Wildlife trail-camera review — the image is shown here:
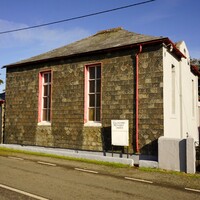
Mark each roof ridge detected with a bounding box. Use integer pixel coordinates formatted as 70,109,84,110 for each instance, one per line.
93,27,124,36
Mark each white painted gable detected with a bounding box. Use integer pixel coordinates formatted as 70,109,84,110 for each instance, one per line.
163,41,199,142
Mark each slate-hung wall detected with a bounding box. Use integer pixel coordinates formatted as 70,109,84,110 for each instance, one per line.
138,45,164,154
5,44,163,155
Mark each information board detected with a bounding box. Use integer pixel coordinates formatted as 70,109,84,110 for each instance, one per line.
111,120,129,146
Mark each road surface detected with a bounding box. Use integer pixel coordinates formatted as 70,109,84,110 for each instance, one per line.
0,155,199,200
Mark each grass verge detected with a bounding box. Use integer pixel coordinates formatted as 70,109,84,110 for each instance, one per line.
139,166,200,178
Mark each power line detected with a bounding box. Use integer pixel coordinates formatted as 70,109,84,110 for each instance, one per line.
0,0,155,35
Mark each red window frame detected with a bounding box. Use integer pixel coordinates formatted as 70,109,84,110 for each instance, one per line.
84,64,102,123
38,70,52,123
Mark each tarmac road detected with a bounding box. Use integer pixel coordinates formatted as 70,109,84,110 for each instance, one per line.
0,153,199,200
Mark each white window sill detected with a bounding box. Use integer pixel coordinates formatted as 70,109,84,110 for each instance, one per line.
37,121,51,126
84,121,102,127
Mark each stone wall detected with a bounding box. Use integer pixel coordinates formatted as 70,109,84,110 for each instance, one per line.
0,102,5,143
5,66,39,146
138,45,164,155
5,45,164,154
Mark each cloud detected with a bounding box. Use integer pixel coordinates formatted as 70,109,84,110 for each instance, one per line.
0,19,91,92
0,19,90,51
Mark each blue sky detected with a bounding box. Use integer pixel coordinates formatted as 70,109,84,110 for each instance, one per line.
0,0,199,92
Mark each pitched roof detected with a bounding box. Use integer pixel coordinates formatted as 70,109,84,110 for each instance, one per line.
4,27,179,68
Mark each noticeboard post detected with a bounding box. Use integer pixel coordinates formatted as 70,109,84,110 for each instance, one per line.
111,120,129,157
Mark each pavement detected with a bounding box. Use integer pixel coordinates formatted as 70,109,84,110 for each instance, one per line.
0,144,159,168
0,144,134,165
0,144,200,191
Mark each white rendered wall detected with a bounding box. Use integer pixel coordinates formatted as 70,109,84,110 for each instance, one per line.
163,42,199,142
179,42,199,141
163,47,181,138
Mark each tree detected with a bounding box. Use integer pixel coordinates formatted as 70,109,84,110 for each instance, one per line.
191,58,200,66
191,58,200,100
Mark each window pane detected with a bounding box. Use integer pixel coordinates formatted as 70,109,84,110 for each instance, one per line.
47,109,51,121
47,98,49,109
49,85,51,96
42,109,47,121
89,67,95,79
89,94,95,107
43,85,48,96
48,98,51,109
97,66,101,78
96,94,100,107
44,74,49,83
89,108,95,121
96,108,100,121
86,65,101,122
96,80,101,92
49,73,51,83
89,80,95,93
40,71,51,122
43,97,47,108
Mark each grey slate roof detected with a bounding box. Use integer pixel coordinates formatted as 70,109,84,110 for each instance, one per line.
5,27,165,67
